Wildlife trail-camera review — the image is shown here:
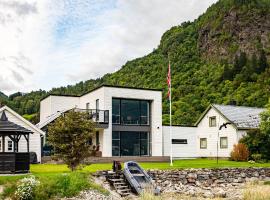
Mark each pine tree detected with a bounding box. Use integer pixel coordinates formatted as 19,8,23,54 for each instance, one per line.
258,50,268,73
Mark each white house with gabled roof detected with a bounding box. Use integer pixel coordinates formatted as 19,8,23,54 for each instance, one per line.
195,104,265,158
0,106,45,162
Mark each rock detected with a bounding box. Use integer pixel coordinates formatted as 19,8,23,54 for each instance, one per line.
187,173,197,179
203,191,214,198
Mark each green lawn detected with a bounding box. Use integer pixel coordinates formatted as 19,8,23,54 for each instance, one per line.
29,159,270,174
81,159,270,172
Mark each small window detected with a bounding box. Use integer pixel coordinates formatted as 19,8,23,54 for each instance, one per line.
200,138,207,149
172,139,187,144
8,141,13,151
86,103,90,110
220,137,228,149
209,116,216,127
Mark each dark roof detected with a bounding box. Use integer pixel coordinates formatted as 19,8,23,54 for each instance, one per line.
41,84,163,101
195,104,265,129
0,111,32,134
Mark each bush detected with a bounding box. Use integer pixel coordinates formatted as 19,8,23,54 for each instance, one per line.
15,176,40,200
32,172,91,200
241,129,270,161
251,154,262,162
230,143,249,161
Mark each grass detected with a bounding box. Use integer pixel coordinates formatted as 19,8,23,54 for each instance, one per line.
82,159,270,173
243,182,270,200
0,159,269,199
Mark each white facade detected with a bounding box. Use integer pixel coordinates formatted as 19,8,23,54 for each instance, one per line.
0,106,45,162
196,107,247,158
163,126,197,158
39,86,163,157
40,95,79,122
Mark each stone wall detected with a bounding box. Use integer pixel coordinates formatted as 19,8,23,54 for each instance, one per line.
147,168,270,199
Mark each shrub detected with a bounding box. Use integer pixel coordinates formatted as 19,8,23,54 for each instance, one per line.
230,143,249,161
15,176,40,200
241,129,270,161
251,154,262,162
32,172,91,200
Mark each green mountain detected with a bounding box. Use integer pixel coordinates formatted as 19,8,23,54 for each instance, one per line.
4,0,270,125
0,91,8,106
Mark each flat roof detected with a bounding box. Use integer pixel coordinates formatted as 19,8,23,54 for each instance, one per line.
41,84,163,101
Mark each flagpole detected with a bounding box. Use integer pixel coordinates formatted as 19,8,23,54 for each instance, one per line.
169,60,173,166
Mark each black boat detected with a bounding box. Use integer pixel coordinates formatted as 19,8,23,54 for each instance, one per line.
123,161,160,195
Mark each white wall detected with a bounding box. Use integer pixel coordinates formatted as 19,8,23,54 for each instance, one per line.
163,126,197,158
40,96,80,123
196,107,238,157
102,87,163,157
0,109,42,162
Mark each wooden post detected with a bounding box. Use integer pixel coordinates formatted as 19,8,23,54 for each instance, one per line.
2,135,5,152
26,134,29,152
23,134,30,152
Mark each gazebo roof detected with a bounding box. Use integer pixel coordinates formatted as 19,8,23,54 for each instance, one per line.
0,111,32,134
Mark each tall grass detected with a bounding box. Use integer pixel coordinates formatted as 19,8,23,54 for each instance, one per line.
243,183,270,200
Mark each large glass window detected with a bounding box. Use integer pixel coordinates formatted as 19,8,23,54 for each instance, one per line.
112,131,150,156
112,98,150,125
140,101,149,125
112,99,120,124
112,132,120,156
121,99,140,125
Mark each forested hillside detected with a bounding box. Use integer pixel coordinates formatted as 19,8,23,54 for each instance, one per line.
1,0,270,125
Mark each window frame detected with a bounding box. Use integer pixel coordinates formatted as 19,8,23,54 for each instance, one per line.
220,137,228,149
200,138,207,149
112,98,150,126
172,139,188,144
209,116,217,127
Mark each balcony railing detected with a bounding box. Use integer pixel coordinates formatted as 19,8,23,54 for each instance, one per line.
75,109,109,124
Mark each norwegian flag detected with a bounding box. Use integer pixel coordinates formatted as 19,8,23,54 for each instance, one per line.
167,62,171,99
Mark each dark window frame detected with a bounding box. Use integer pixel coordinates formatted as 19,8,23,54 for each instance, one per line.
220,137,228,149
172,139,188,144
200,138,207,149
209,116,217,127
112,98,150,126
112,131,150,156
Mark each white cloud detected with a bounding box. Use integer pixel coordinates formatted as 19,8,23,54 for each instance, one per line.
0,0,218,95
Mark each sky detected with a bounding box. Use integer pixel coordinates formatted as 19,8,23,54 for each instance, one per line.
0,0,218,95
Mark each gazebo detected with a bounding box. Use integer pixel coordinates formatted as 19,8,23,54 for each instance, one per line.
0,111,32,173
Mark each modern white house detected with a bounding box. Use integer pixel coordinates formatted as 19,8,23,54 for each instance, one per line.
0,106,45,162
37,85,163,158
37,85,265,159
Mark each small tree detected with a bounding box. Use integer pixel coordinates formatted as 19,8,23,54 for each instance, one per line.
48,110,95,171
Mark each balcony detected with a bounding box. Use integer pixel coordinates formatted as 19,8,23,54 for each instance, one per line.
75,108,109,128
